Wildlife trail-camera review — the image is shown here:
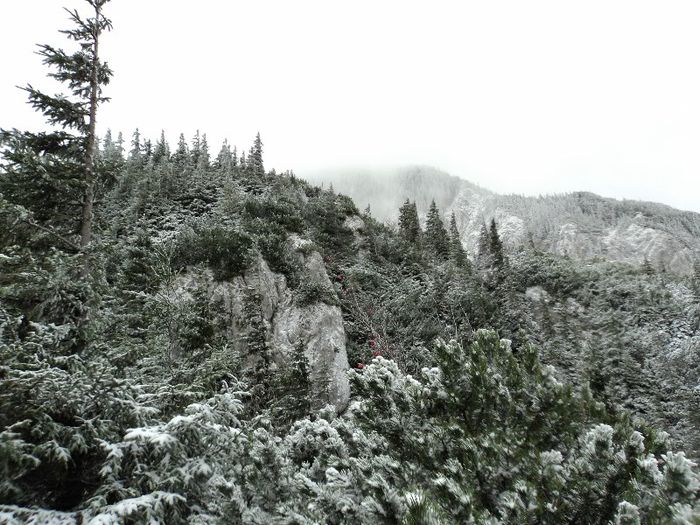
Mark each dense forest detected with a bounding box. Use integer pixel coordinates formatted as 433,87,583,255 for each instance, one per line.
1,1,699,523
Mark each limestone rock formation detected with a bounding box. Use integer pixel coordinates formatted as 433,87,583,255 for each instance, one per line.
172,247,351,412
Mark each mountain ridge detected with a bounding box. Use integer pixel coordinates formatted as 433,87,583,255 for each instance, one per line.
305,165,700,275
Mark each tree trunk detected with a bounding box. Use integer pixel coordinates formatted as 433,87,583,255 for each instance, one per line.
80,2,101,264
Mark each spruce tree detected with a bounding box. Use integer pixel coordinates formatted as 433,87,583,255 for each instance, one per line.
172,132,190,170
216,139,233,173
477,221,491,269
250,132,264,177
425,200,449,259
489,218,505,268
198,133,210,170
449,212,469,268
0,0,113,251
398,199,421,245
191,130,202,167
231,145,238,167
129,128,142,163
152,130,170,165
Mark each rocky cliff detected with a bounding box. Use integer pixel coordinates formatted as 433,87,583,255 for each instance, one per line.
168,243,351,412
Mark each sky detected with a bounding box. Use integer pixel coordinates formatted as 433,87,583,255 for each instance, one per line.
1,0,699,212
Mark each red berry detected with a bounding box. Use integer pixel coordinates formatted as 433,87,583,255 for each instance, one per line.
357,363,365,369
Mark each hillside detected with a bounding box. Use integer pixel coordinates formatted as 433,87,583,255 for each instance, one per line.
1,2,699,521
305,166,700,275
1,133,699,522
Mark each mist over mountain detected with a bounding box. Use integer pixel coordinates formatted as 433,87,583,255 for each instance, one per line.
305,166,700,275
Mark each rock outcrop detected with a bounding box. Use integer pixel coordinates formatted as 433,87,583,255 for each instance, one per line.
173,246,351,412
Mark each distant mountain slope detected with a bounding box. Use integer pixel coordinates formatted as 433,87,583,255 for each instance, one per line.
304,166,700,275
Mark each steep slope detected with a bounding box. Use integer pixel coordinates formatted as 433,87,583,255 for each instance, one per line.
305,166,700,275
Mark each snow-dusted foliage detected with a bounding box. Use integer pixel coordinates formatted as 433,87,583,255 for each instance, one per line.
2,9,699,518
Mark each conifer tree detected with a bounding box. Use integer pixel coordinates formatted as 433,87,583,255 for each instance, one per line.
249,132,264,177
129,128,142,163
398,199,421,245
239,151,247,174
197,133,210,170
477,221,491,268
191,130,201,167
152,130,170,165
172,133,190,170
449,212,469,268
142,138,153,162
216,139,233,172
425,200,449,259
101,129,124,167
0,0,113,251
489,218,505,268
232,145,238,167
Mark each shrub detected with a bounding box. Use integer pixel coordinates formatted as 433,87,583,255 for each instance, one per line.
243,195,304,234
172,224,254,281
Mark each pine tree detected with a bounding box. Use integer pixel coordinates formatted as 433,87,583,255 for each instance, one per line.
449,212,469,268
0,0,113,252
425,200,449,259
398,199,421,245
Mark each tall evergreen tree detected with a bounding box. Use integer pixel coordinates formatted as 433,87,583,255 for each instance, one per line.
398,199,421,245
129,128,142,163
449,212,469,268
215,139,233,173
191,130,202,167
249,132,264,177
489,218,505,268
0,0,113,252
172,133,190,170
425,200,449,259
231,145,238,168
197,133,210,170
152,130,170,165
476,220,491,270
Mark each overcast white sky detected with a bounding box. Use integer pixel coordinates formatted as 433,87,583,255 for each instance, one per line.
2,0,700,212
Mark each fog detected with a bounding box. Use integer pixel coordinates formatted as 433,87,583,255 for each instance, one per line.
2,0,700,212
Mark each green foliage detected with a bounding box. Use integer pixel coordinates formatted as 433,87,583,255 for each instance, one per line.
296,280,339,307
172,223,254,280
304,192,355,257
243,195,305,234
424,200,449,259
398,199,422,246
